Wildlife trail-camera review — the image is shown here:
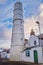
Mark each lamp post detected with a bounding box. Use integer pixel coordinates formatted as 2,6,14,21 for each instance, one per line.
36,21,41,46
36,21,41,35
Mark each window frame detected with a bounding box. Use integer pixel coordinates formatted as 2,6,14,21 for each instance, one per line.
26,50,30,57
34,41,37,45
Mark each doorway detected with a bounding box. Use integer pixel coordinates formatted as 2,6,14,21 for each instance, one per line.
34,50,38,63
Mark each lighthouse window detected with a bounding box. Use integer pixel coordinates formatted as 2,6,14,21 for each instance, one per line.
34,41,37,45
26,50,30,57
21,38,23,40
21,28,22,30
20,21,22,24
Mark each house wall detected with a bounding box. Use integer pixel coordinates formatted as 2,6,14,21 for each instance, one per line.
21,47,43,63
21,51,30,62
31,47,43,63
1,52,7,58
25,35,39,48
7,53,10,59
39,39,43,47
21,49,34,62
42,47,43,60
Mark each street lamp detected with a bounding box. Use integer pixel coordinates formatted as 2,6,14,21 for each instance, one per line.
36,21,41,46
36,21,41,35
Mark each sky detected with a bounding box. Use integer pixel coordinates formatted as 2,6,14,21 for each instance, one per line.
0,0,43,49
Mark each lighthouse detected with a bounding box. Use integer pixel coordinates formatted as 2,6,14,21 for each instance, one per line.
10,1,24,61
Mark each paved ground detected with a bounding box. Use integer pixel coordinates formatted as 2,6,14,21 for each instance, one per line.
0,61,42,65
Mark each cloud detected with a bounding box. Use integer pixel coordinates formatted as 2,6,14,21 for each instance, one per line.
24,16,38,36
0,40,11,49
0,0,14,21
40,3,43,11
0,0,7,4
0,0,41,20
0,27,12,40
39,3,43,17
24,16,43,38
37,3,43,34
40,11,43,17
0,18,12,40
21,0,41,18
4,28,12,40
0,22,4,27
0,21,12,48
24,3,43,38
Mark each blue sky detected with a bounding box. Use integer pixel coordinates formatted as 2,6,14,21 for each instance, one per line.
0,0,43,49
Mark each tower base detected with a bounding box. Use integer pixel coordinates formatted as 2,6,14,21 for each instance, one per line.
10,46,24,61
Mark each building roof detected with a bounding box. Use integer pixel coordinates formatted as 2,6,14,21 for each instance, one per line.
24,39,28,46
38,33,43,39
1,49,10,53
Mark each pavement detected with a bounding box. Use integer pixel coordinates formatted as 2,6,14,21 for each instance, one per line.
0,61,43,65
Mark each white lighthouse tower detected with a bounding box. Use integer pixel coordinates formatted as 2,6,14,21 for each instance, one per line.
10,1,24,61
